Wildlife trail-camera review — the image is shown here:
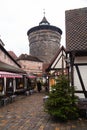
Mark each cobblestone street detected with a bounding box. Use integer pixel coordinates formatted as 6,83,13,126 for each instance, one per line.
0,92,87,130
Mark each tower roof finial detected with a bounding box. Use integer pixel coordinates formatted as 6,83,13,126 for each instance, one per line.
39,9,50,25
43,9,45,17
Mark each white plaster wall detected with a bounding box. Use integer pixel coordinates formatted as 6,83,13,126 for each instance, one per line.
51,51,66,69
74,56,87,98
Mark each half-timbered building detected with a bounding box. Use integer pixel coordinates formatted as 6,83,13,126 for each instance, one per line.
65,7,87,98
46,46,67,90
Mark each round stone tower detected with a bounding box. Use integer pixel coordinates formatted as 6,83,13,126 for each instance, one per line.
27,16,62,64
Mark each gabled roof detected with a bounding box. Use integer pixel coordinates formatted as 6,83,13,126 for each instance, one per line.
8,51,18,60
0,39,5,46
0,39,21,67
17,54,43,62
46,46,66,72
65,7,87,52
0,61,26,74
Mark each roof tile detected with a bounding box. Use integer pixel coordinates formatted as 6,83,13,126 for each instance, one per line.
17,54,43,62
65,7,87,51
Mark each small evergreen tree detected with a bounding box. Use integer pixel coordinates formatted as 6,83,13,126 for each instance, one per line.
44,75,79,121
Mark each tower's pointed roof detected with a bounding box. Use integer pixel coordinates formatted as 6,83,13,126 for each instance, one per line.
39,16,50,25
27,11,62,35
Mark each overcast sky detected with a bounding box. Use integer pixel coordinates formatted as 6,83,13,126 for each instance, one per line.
0,0,87,56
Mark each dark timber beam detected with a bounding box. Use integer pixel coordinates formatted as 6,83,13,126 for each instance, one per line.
75,65,87,98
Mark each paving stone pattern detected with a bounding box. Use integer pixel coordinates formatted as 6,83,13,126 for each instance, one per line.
0,92,87,130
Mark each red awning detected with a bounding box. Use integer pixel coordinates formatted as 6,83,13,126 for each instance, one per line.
27,74,36,79
29,76,36,79
0,71,22,78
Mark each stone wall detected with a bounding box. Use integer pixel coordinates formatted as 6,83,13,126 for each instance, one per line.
28,29,61,63
18,60,43,75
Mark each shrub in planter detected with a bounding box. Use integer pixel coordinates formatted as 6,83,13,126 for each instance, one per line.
44,75,79,121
